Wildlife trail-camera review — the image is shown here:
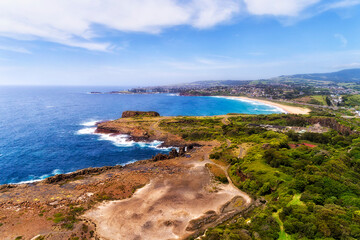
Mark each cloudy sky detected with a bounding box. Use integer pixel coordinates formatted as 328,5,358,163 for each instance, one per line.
0,0,360,86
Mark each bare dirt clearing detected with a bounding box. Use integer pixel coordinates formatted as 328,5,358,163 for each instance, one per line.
85,147,251,240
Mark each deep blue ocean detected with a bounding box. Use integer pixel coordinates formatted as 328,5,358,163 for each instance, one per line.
0,86,283,184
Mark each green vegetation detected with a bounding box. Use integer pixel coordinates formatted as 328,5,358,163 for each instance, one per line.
50,206,85,230
159,117,223,141
52,212,64,223
132,184,146,193
160,114,360,239
206,163,228,184
287,194,305,207
38,209,46,217
95,191,113,201
341,95,360,109
309,95,328,105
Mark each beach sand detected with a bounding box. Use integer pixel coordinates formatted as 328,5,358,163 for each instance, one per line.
228,96,311,115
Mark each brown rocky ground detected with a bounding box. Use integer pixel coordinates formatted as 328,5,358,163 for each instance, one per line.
0,114,252,240
84,143,251,240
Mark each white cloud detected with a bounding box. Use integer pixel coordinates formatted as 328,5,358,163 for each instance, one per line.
243,0,321,16
334,33,348,47
0,0,240,51
0,45,31,54
0,0,358,52
324,0,360,9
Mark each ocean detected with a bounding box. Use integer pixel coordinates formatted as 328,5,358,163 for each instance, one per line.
0,86,283,184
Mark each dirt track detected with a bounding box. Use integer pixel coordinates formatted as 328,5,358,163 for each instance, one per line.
84,145,252,240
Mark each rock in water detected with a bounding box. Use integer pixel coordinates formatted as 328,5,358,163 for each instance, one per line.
121,111,160,118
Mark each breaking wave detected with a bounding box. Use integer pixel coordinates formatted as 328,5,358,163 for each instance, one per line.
76,120,171,150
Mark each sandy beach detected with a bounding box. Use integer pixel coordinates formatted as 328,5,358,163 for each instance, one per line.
224,96,311,115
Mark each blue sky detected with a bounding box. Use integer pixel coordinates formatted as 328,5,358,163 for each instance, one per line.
0,0,360,86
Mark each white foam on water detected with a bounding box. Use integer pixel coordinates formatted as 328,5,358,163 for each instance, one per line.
76,127,97,135
98,133,136,147
118,159,137,166
80,120,103,127
76,123,172,150
14,169,63,184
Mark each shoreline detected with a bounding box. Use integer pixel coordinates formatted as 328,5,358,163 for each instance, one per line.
220,96,311,115
2,98,308,186
0,138,252,240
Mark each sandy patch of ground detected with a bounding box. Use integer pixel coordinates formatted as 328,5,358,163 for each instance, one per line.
84,153,250,240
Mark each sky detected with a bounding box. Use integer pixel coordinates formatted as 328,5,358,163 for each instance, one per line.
0,0,360,86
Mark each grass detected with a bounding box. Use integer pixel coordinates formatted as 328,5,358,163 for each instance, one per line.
311,95,327,105
293,95,327,105
50,206,85,230
206,163,228,184
287,194,305,207
95,192,113,201
272,210,292,240
242,157,290,184
343,94,360,108
159,117,223,141
52,213,64,223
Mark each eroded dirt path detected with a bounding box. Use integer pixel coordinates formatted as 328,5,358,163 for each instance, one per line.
84,143,252,240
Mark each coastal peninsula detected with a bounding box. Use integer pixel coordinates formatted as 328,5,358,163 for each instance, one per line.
1,110,360,240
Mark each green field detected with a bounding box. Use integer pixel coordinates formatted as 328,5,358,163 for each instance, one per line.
342,94,360,108
310,95,327,105
160,114,360,240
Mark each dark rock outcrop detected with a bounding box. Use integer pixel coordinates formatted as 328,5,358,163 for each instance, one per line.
178,147,186,156
151,145,195,162
0,184,16,192
121,111,160,118
44,165,123,184
151,153,170,162
186,210,218,231
168,148,179,158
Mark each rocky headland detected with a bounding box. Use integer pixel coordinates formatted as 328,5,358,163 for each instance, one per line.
0,113,252,240
95,111,187,146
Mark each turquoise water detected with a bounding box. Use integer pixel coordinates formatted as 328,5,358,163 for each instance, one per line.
0,86,282,184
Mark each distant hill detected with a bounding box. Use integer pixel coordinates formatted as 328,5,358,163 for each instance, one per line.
277,68,360,82
165,68,360,89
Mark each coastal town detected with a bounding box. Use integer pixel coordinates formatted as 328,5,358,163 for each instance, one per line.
92,69,360,117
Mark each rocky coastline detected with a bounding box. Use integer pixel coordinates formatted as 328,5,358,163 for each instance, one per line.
0,112,253,240
95,110,188,147
0,144,197,188
0,111,192,189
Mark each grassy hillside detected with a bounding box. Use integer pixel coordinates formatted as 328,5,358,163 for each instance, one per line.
342,95,360,108
295,95,328,105
159,114,360,240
